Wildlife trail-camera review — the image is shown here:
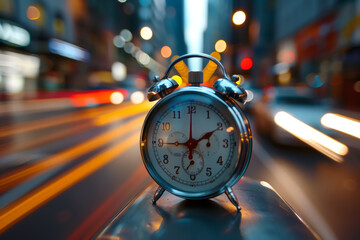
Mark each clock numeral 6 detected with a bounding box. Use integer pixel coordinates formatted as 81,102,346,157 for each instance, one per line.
162,122,171,131
190,175,196,180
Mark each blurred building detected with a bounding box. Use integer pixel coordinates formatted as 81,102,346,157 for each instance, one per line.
137,0,187,69
203,0,254,78
252,0,360,110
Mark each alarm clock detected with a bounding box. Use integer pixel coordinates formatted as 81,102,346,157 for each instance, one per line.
140,53,252,211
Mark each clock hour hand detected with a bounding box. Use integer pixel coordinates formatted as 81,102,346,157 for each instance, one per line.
195,128,218,143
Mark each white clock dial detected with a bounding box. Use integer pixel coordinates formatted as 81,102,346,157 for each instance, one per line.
143,93,242,194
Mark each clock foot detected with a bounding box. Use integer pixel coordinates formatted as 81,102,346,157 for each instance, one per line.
225,187,241,212
153,186,165,204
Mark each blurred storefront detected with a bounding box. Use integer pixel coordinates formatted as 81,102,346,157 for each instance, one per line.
251,0,360,111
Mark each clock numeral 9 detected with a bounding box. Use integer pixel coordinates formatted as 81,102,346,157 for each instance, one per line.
158,138,163,147
187,106,196,114
163,154,169,164
223,139,229,148
206,167,212,176
162,122,171,131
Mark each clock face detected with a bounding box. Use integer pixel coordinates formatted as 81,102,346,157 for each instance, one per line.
141,90,244,197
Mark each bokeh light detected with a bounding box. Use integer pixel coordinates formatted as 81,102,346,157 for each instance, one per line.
215,39,227,53
140,26,153,40
232,10,246,25
161,46,172,58
130,91,145,104
110,92,124,104
111,62,127,81
240,57,253,70
27,6,40,20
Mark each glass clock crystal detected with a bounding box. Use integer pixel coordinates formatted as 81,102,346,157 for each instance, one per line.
140,54,252,211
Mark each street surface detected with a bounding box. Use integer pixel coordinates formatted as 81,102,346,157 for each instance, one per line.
0,100,359,240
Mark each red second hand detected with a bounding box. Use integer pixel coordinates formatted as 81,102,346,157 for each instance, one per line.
188,104,193,160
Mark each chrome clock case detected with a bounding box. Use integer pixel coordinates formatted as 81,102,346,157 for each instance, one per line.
140,53,252,211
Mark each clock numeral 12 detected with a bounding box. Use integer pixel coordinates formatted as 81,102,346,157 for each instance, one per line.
187,106,196,114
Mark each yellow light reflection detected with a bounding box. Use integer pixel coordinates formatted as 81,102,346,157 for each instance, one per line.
321,113,360,139
215,40,227,53
172,55,189,84
172,75,183,87
274,111,348,163
226,126,234,133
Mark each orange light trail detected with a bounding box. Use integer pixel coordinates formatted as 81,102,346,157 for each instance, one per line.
0,114,146,193
0,121,93,156
68,165,150,240
0,103,132,138
0,131,140,234
94,101,154,126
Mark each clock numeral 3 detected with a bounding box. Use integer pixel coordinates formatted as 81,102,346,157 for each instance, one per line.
223,139,229,148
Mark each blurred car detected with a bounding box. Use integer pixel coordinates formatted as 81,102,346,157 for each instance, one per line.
251,86,334,145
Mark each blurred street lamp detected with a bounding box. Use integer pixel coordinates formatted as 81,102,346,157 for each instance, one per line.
140,26,153,40
232,10,246,25
27,6,40,20
160,46,172,58
214,39,227,53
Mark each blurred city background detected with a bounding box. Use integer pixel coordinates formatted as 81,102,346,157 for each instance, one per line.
0,0,359,239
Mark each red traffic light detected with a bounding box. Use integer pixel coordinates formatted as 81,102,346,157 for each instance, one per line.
240,57,253,70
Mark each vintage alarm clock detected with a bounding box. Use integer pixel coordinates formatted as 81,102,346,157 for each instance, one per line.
140,53,252,211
